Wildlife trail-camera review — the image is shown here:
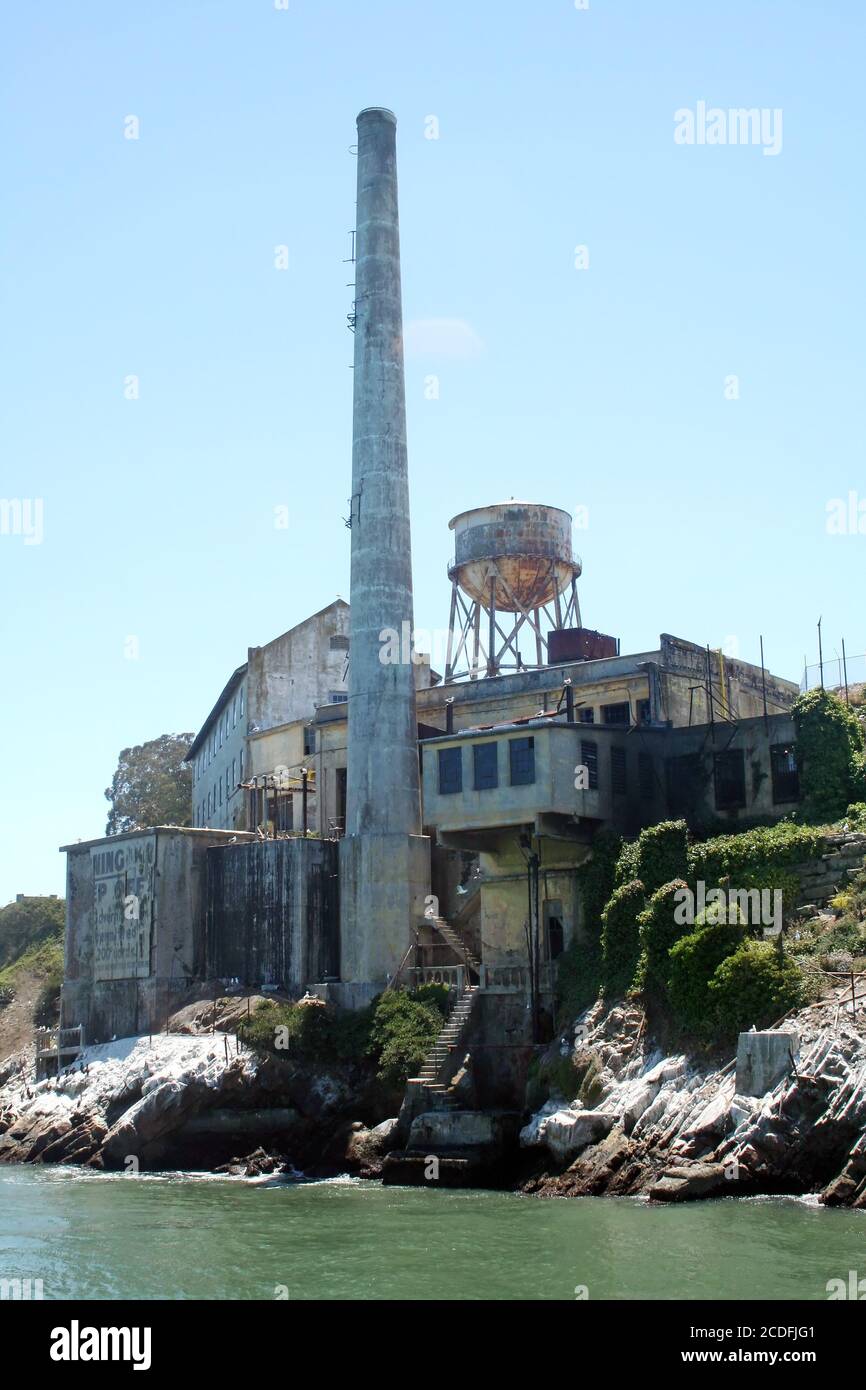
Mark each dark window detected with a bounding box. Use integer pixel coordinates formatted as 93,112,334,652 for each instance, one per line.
473,741,498,790
602,702,630,726
611,746,627,795
581,740,598,790
770,743,800,803
637,699,651,726
509,737,535,786
438,746,463,795
639,752,654,801
329,634,350,651
714,749,746,810
666,753,704,817
303,725,316,757
578,706,595,724
545,900,565,960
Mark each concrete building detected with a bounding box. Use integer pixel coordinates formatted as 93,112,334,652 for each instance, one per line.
186,599,350,834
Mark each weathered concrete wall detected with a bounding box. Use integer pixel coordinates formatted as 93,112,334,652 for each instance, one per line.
206,838,339,992
658,635,798,727
61,829,245,1043
247,600,350,734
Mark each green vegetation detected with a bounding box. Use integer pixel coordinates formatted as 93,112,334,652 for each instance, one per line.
792,689,866,824
637,879,691,996
104,733,195,835
0,897,65,1026
667,907,748,1035
600,880,645,997
238,984,450,1088
0,895,64,971
559,809,861,1045
557,831,622,1017
525,1046,604,1110
708,940,806,1036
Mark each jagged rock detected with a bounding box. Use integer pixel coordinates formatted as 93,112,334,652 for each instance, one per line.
344,1117,400,1173
521,1106,615,1163
649,1162,729,1202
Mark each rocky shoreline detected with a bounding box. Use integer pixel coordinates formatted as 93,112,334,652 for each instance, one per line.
2,988,866,1208
516,991,866,1207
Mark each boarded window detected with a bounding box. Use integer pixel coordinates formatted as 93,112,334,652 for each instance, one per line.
578,706,595,724
509,737,535,786
602,702,630,726
473,741,498,790
438,747,463,795
611,746,627,795
714,749,746,810
770,743,800,803
581,740,599,790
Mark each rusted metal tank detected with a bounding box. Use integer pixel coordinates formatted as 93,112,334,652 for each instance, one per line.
448,502,581,612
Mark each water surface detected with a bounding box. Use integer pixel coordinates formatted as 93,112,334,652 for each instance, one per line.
1,1165,864,1300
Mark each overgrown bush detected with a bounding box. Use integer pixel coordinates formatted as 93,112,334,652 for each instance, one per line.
600,879,646,997
667,907,748,1035
559,832,622,1017
708,940,805,1037
793,689,866,823
239,985,450,1088
367,989,447,1086
633,820,689,894
637,879,691,995
687,822,824,913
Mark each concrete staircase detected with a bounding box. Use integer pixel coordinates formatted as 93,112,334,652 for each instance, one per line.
429,916,481,981
405,984,478,1113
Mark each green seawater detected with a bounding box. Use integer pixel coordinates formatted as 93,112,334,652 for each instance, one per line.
1,1165,864,1301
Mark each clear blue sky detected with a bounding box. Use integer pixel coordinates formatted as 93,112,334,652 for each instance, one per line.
2,0,864,904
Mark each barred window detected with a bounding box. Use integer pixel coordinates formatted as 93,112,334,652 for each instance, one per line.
509,737,535,786
438,746,463,795
473,741,498,790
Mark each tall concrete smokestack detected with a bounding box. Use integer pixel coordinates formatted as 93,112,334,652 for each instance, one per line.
346,107,421,838
339,108,430,1001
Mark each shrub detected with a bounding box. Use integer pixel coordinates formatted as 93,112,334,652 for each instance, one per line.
667,907,748,1034
688,822,825,914
637,879,691,995
562,832,622,1018
613,821,688,896
600,880,646,997
708,940,805,1037
633,821,689,894
793,688,866,823
367,990,446,1087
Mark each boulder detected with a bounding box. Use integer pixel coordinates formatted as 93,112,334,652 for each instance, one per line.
649,1162,730,1202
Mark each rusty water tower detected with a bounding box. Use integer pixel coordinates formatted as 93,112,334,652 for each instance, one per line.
443,501,602,682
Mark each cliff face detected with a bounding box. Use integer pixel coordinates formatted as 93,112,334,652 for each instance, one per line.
518,991,866,1207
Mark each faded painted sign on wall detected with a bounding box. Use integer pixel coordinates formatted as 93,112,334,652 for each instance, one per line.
91,835,154,981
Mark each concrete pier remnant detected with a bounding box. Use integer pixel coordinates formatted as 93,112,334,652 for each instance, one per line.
339,107,430,1001
736,1029,799,1097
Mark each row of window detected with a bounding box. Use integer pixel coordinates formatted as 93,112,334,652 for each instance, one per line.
714,743,799,811
193,686,245,784
197,750,244,823
576,699,651,727
438,737,536,794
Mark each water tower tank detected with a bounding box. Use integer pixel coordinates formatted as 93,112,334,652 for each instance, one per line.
448,502,581,611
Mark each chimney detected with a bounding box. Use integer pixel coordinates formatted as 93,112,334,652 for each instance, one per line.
345,108,421,839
